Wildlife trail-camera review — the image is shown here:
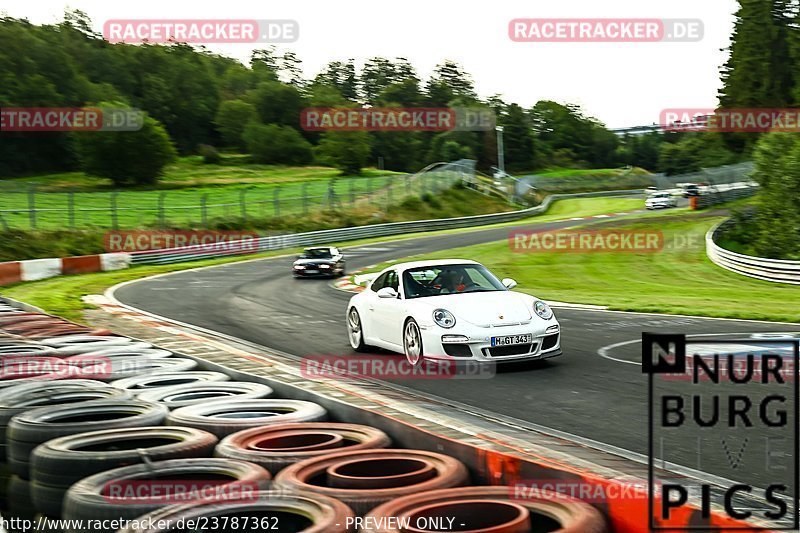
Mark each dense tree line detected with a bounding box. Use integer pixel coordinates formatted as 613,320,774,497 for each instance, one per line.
0,11,762,184
0,12,639,182
719,0,800,154
719,1,800,257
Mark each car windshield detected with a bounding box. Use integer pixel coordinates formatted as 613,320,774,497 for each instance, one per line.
301,248,332,259
402,264,507,299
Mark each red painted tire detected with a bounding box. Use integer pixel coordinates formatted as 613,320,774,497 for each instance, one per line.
116,491,355,533
364,486,609,533
215,423,391,474
274,449,469,514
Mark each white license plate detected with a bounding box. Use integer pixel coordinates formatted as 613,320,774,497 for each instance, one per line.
306,269,319,274
491,334,533,347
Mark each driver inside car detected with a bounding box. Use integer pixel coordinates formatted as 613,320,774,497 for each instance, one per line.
440,270,472,293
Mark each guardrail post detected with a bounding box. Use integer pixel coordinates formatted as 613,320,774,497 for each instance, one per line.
328,178,336,210
201,194,209,227
274,187,281,217
328,180,337,210
302,182,310,215
158,192,167,228
349,179,355,205
366,177,373,204
27,185,37,229
68,191,75,229
239,188,249,221
110,191,119,230
387,181,393,208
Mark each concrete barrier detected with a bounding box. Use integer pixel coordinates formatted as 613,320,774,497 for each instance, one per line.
0,253,132,287
0,262,22,286
20,258,61,281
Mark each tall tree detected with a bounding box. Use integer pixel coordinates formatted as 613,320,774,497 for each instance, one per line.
425,61,477,106
361,57,420,104
315,60,358,102
500,103,536,171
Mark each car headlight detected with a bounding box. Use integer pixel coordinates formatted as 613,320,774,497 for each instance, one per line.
534,300,553,320
320,264,330,268
432,309,456,329
294,265,305,269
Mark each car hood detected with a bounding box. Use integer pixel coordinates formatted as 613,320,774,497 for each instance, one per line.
294,258,333,265
414,291,534,326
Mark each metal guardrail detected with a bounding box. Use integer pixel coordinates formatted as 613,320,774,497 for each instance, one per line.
706,220,800,285
130,189,643,265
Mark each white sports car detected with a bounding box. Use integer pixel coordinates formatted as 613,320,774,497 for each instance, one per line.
346,259,561,365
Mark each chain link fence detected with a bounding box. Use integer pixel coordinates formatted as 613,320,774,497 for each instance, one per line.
0,161,475,231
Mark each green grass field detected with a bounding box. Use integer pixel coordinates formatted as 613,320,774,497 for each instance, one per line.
0,156,410,230
360,213,800,323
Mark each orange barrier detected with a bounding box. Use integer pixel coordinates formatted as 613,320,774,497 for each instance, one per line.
0,262,22,286
62,255,102,275
475,447,765,533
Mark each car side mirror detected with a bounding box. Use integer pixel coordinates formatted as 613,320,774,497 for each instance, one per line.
377,287,398,299
502,278,517,289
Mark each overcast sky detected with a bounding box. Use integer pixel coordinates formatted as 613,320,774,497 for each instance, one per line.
1,0,738,128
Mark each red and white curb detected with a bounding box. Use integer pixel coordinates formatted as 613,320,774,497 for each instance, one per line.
331,267,380,294
333,278,365,293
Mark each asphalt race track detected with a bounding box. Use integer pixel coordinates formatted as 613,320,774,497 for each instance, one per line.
116,211,800,488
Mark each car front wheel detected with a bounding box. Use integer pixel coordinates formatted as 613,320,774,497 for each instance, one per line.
347,308,369,352
403,319,423,366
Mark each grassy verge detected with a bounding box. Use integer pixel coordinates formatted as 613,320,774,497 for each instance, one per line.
358,212,799,323
0,157,402,230
2,156,395,191
524,167,655,195
0,196,648,322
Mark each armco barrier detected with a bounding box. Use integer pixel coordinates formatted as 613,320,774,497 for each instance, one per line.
706,220,800,284
130,189,644,265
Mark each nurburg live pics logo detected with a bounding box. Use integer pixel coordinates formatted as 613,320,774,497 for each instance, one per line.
643,333,800,530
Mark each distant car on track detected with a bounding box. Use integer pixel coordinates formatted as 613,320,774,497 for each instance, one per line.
645,192,677,209
682,184,700,197
346,259,561,365
292,247,345,278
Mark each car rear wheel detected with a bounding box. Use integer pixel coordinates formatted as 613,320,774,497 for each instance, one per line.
347,308,369,352
403,319,423,366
